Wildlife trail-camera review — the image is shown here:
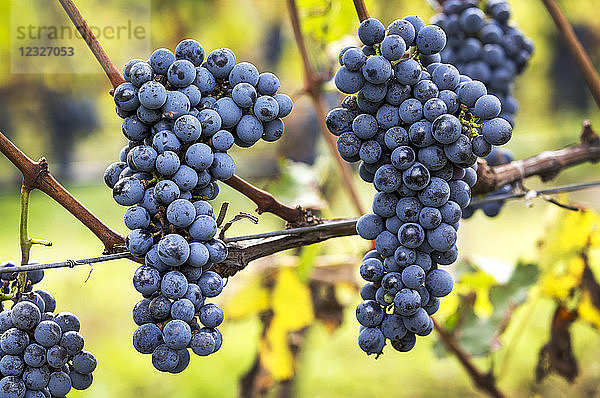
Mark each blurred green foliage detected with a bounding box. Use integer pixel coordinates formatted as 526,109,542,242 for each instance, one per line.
0,0,599,397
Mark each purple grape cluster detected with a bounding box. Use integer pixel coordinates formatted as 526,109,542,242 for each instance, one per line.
0,279,96,397
103,39,293,373
327,15,512,354
432,0,534,126
0,261,44,299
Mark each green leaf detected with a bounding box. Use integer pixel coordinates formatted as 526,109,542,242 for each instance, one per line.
439,262,540,357
489,262,539,315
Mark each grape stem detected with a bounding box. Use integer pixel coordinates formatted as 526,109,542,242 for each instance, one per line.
541,0,600,110
223,176,312,226
433,319,506,398
352,0,370,22
17,185,52,296
286,0,367,216
57,0,125,88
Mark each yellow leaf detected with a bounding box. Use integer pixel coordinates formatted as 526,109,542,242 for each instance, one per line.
578,290,600,329
222,276,270,320
457,271,496,317
539,210,600,271
272,268,314,330
540,256,585,301
260,317,294,381
258,268,315,381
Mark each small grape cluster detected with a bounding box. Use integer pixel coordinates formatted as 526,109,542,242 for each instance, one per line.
327,16,512,355
432,0,534,126
0,261,44,301
463,147,514,218
0,265,96,397
103,39,292,373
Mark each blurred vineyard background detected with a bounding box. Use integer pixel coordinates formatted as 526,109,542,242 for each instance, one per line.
0,0,600,396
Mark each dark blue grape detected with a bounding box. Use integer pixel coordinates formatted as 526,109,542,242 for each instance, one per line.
54,312,80,334
162,320,191,350
47,345,68,368
150,48,176,74
388,19,416,45
229,62,259,86
416,25,446,55
129,62,153,87
403,307,432,336
374,231,399,258
198,271,224,298
359,258,384,282
206,48,236,79
11,302,40,331
72,351,97,374
356,300,384,327
199,304,224,328
151,344,178,372
122,115,149,141
426,269,454,297
33,320,62,348
48,371,72,397
398,223,425,249
162,91,191,120
399,98,423,124
360,283,378,301
356,214,384,240
432,114,461,144
459,7,485,34
334,66,365,94
70,371,93,390
358,18,385,46
374,165,402,193
358,327,385,355
342,47,366,71
113,82,139,111
148,296,171,322
215,97,242,128
175,39,205,66
256,72,280,95
401,265,425,289
482,117,512,145
393,288,420,317
190,331,216,356
194,67,216,95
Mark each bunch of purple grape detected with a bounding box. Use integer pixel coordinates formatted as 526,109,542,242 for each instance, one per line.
432,0,534,126
327,15,512,355
0,281,96,397
0,261,44,300
103,38,293,373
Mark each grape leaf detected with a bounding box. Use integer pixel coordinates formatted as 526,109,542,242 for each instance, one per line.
436,262,539,357
222,275,270,320
259,268,314,381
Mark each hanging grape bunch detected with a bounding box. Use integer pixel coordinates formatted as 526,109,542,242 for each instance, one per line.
0,264,96,397
432,0,534,126
327,15,513,354
103,39,293,373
